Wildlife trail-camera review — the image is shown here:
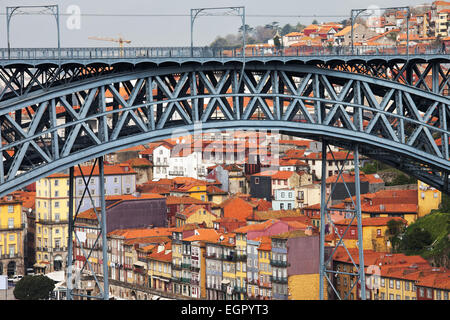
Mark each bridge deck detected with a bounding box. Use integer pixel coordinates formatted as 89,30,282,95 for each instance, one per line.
0,46,449,66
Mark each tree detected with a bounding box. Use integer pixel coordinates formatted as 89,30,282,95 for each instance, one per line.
312,19,319,25
387,219,406,252
13,275,55,300
400,227,433,252
273,35,282,48
439,193,450,213
387,173,416,186
281,24,296,36
210,36,229,48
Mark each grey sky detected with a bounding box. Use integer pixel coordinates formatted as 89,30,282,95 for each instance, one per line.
0,0,431,48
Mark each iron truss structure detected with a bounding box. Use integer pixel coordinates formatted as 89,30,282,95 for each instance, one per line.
0,53,448,103
0,63,449,196
0,60,449,300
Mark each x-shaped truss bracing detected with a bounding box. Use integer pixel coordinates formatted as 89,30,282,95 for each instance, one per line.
0,64,449,197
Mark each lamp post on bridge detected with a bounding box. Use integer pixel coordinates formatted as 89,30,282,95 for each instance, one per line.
350,6,410,57
189,6,247,99
6,5,61,59
190,6,246,59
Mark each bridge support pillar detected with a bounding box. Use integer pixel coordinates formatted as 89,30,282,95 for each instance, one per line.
66,157,109,300
319,141,366,300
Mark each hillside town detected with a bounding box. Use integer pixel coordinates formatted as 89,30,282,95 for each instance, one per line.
212,1,450,54
1,127,448,300
0,0,449,301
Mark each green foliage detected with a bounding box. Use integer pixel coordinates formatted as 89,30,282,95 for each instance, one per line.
281,24,296,36
398,212,450,267
312,19,319,25
400,227,433,252
385,173,416,186
13,275,55,300
273,35,282,48
439,193,450,213
387,219,406,253
360,161,378,174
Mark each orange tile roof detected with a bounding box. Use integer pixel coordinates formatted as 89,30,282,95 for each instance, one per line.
326,172,383,184
183,228,222,242
179,204,214,219
257,236,272,251
147,246,172,262
106,193,165,202
125,158,152,167
107,227,175,239
124,236,171,246
233,219,281,233
207,185,228,195
165,195,209,205
47,164,137,178
334,216,407,227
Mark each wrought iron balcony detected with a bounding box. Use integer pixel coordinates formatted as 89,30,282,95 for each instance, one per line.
172,263,182,270
270,259,288,267
270,276,288,284
169,171,184,176
235,254,247,261
234,286,247,293
181,277,191,283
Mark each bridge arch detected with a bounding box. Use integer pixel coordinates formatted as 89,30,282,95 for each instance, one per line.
0,63,449,196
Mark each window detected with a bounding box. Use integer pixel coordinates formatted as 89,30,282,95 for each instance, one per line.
389,279,394,289
255,177,260,184
419,288,424,297
54,180,59,186
8,205,13,213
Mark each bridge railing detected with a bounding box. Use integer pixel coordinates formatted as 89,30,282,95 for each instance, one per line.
0,45,446,60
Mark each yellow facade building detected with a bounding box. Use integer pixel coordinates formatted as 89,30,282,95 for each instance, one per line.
417,181,441,218
35,173,70,273
175,205,218,228
0,194,25,276
234,231,248,300
332,217,407,253
257,236,272,299
148,244,172,293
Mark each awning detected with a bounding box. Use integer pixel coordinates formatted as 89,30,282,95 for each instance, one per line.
45,271,65,282
221,279,230,284
133,261,146,268
33,263,47,268
152,276,170,282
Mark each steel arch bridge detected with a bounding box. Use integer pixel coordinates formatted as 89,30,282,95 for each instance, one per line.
1,49,449,300
0,61,449,197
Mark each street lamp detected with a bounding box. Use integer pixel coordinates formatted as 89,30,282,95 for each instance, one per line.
350,6,410,56
190,6,246,58
6,5,61,59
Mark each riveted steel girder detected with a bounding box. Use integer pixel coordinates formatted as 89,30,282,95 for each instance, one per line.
0,64,449,197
